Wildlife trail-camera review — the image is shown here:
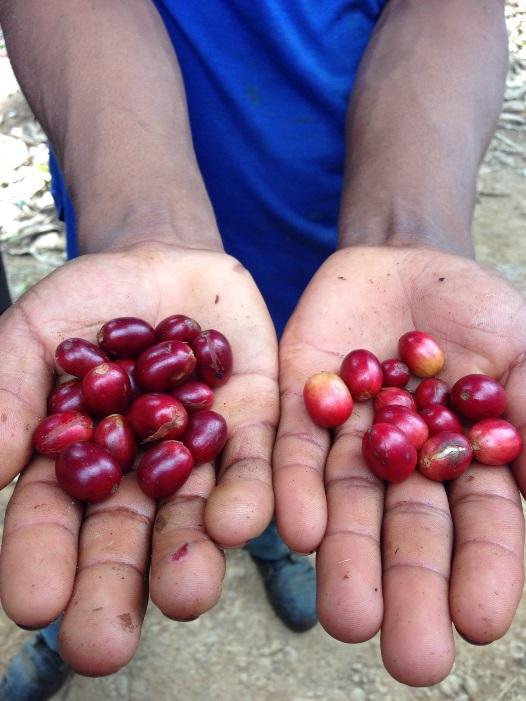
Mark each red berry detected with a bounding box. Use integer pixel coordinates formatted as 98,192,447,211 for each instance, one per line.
373,406,429,449
398,331,445,378
33,411,93,457
340,349,383,401
171,380,214,413
381,359,410,388
55,338,108,377
191,330,233,387
414,378,449,409
418,432,472,481
303,372,353,428
97,316,156,358
56,441,121,502
127,393,188,442
467,419,523,466
115,359,141,399
47,379,86,414
362,423,417,483
181,410,228,464
93,414,137,472
137,441,194,499
374,387,417,413
156,314,202,343
135,340,196,391
82,362,131,415
419,405,462,436
450,374,507,420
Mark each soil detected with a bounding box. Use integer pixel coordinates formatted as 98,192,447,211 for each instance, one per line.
0,8,525,701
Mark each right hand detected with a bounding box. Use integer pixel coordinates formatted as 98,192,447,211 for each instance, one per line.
0,241,278,675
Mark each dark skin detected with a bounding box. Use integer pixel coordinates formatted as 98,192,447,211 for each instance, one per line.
0,0,520,686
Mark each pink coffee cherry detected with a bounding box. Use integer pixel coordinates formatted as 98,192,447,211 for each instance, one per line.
340,349,383,401
398,331,445,378
33,411,93,457
156,314,202,343
55,338,108,377
467,418,523,466
137,441,194,499
418,432,472,482
56,441,122,502
82,362,132,415
97,317,156,358
381,359,410,388
191,330,233,387
373,387,417,413
181,410,228,464
450,374,507,420
362,423,417,483
303,372,353,428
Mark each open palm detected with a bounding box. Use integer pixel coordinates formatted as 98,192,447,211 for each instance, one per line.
275,245,526,686
0,242,278,675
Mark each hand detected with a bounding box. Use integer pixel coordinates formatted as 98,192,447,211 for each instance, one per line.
275,245,525,686
0,241,278,675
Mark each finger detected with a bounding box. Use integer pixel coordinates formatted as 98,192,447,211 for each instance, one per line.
316,409,384,643
380,472,454,687
0,306,53,487
448,465,524,644
205,372,277,547
273,348,334,553
0,456,82,627
58,473,155,676
151,462,225,620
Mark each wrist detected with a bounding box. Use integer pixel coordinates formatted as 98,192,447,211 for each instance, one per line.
337,195,474,259
76,189,223,256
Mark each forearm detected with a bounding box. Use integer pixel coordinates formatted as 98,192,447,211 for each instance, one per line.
338,0,507,256
0,0,220,253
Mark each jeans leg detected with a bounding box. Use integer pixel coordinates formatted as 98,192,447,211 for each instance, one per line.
40,618,62,654
244,519,290,561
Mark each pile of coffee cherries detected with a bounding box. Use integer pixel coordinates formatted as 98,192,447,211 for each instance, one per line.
303,331,523,483
32,316,232,501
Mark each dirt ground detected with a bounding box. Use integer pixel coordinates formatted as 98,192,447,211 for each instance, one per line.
0,6,526,701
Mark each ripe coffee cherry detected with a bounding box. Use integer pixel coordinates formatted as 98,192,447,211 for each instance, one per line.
467,419,523,466
55,338,108,377
82,362,132,415
450,374,507,420
420,405,462,436
373,406,428,449
56,441,122,502
97,316,156,358
48,379,86,414
127,393,188,442
137,441,194,499
418,432,472,482
381,359,410,388
156,314,202,343
362,423,417,483
135,340,196,391
181,410,228,464
414,378,449,409
340,349,383,401
94,414,137,472
116,359,141,399
192,330,233,387
303,372,353,428
398,331,445,378
171,380,214,413
33,411,93,457
373,387,417,413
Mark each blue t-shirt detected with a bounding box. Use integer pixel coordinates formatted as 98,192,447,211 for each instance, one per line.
50,0,387,334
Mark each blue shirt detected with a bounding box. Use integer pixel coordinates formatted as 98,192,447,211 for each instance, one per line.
50,0,387,334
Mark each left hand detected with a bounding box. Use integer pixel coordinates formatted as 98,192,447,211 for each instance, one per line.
274,245,526,686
